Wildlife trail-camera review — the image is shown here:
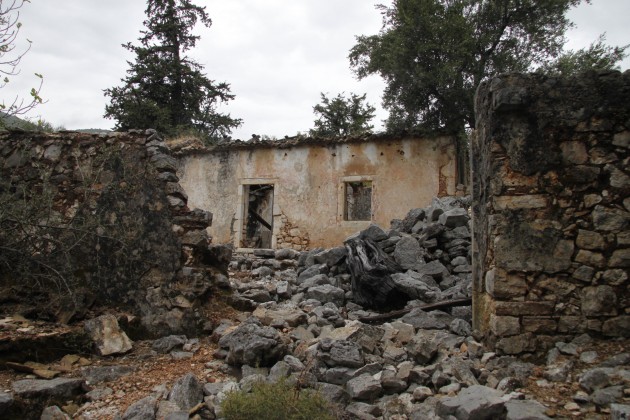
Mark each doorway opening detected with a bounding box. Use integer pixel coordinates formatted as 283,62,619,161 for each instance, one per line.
241,184,274,249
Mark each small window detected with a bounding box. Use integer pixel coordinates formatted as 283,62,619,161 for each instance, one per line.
345,181,372,221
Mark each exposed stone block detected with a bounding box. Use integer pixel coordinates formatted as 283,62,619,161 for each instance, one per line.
495,301,554,317
582,286,617,316
522,317,558,334
560,141,588,164
490,315,520,337
493,195,547,210
558,316,586,334
486,270,527,298
575,250,606,268
613,131,630,148
576,229,606,251
602,316,630,337
496,333,536,355
602,269,628,286
610,249,630,268
592,206,629,232
572,265,595,283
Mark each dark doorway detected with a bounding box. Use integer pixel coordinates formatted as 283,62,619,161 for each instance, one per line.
242,184,274,248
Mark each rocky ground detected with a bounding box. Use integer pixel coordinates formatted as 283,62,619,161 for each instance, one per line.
1,197,629,419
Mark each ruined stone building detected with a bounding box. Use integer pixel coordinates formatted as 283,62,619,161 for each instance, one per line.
176,134,458,250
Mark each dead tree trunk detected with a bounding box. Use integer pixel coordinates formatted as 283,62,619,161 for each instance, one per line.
344,236,408,310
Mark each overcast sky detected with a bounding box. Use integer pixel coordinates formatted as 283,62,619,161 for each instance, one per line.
3,0,629,140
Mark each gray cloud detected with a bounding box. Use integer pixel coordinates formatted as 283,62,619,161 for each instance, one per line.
2,1,628,139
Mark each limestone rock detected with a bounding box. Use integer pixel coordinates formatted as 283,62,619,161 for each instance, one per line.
393,236,425,270
252,305,307,327
40,406,70,420
436,385,505,420
611,403,630,420
390,272,440,303
579,367,615,392
152,335,187,354
81,365,135,385
122,395,157,420
305,284,345,306
319,338,365,368
218,318,287,367
346,373,383,401
12,377,85,400
0,392,13,415
504,399,551,420
407,329,453,364
168,373,203,411
438,208,469,228
316,382,349,404
84,314,133,356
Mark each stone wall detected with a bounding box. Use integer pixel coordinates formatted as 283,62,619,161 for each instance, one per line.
472,71,630,355
0,130,216,336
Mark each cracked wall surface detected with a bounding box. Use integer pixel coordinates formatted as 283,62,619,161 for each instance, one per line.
177,134,457,249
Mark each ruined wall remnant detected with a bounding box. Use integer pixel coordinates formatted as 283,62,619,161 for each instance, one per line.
0,130,215,336
177,134,458,249
472,71,630,355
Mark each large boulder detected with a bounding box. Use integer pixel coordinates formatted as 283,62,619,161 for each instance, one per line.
436,385,506,420
318,338,365,368
393,236,425,270
218,318,287,367
168,373,204,411
12,378,85,400
390,272,441,303
84,314,133,356
122,395,157,420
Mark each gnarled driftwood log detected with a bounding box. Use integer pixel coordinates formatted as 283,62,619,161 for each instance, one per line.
344,235,408,310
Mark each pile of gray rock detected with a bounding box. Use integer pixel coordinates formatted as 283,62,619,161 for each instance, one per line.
6,195,629,418
228,196,473,314
9,328,630,419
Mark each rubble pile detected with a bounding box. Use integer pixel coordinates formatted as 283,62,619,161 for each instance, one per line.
3,197,630,419
227,196,473,315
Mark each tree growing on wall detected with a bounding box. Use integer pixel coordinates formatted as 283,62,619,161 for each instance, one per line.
349,0,627,134
104,0,241,139
309,92,376,137
0,0,44,127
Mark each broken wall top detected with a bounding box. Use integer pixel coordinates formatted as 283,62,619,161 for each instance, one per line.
169,130,454,157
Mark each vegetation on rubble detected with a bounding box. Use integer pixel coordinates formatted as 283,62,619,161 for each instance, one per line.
221,380,336,420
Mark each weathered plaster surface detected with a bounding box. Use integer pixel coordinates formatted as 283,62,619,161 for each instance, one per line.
178,135,457,249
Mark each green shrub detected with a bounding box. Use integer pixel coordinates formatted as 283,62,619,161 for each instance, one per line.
220,380,336,420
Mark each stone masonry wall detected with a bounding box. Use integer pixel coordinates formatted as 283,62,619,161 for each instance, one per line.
0,130,215,336
472,71,630,355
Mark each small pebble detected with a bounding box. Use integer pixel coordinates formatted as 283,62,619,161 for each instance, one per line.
564,402,580,411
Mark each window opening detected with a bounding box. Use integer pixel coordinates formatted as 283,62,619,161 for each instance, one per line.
345,181,372,221
242,184,274,248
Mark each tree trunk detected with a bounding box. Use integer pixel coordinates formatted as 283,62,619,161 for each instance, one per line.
344,236,408,310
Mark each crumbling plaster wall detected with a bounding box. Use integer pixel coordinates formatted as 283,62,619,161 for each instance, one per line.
178,135,457,249
472,71,630,355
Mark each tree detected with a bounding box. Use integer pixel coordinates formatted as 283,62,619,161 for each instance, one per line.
538,34,628,76
104,0,241,139
0,0,43,127
349,0,626,134
310,92,376,137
